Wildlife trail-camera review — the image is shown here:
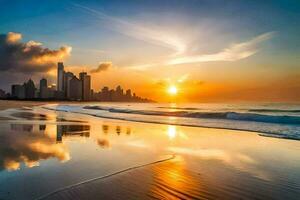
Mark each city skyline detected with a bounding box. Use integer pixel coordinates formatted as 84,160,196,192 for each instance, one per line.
8,62,151,102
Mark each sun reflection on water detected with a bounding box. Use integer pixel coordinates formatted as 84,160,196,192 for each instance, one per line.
167,125,177,140
149,156,204,199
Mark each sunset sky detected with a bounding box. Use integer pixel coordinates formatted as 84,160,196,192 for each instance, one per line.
0,0,299,102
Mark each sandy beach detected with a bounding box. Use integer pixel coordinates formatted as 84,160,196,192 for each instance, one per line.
0,101,299,200
0,100,49,110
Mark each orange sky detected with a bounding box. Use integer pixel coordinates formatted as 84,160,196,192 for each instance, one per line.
58,63,300,103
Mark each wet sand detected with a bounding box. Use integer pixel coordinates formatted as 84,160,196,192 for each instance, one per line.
0,104,299,200
0,100,47,110
0,100,93,111
40,156,284,200
38,126,300,200
0,100,46,120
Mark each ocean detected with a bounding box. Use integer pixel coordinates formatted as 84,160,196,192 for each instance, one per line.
45,102,300,140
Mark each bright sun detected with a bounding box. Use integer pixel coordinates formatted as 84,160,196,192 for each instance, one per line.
168,85,178,95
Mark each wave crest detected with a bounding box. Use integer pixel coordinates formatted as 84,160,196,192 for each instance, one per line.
84,106,300,125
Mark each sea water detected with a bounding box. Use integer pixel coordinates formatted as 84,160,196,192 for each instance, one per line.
45,102,300,140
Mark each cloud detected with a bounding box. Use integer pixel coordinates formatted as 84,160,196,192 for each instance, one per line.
154,75,204,88
167,32,275,65
73,3,274,69
90,62,113,73
0,32,72,73
72,3,186,55
128,32,274,70
177,74,190,83
6,32,22,43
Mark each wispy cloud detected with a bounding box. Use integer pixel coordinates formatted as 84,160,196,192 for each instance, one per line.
72,3,274,69
167,32,275,65
72,3,186,55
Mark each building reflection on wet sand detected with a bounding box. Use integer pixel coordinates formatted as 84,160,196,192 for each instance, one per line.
0,126,70,171
56,125,91,142
10,123,131,142
56,124,131,142
0,123,133,171
11,124,33,132
102,124,131,136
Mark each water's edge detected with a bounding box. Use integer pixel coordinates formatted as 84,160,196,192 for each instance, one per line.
43,106,300,141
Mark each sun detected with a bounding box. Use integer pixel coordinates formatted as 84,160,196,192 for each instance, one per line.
168,85,178,95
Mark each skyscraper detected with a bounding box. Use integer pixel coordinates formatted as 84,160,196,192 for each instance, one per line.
125,89,132,101
40,78,47,89
64,72,74,98
79,72,91,101
25,79,36,99
11,84,25,99
68,76,82,100
79,72,87,81
0,89,6,99
39,78,48,99
126,89,132,97
101,86,110,101
115,85,123,101
57,62,64,92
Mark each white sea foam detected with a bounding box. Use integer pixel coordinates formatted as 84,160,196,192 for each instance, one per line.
44,103,300,140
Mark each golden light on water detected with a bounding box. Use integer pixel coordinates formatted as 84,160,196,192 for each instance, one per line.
167,125,177,139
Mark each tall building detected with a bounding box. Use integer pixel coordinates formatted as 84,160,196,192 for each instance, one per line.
40,78,47,89
48,84,56,99
125,89,132,101
101,86,110,101
126,89,132,97
11,84,25,99
68,76,82,100
64,72,74,98
57,62,64,92
24,79,36,99
39,78,48,99
114,85,123,101
79,72,87,81
0,89,6,99
79,72,91,101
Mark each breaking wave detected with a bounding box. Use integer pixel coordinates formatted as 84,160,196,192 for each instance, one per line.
84,106,300,125
43,104,300,140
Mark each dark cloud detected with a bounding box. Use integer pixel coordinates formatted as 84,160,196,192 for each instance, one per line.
90,62,112,73
0,32,71,73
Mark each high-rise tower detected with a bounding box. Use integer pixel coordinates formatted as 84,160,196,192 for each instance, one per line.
25,79,36,99
79,72,91,101
64,72,74,98
57,62,64,92
39,78,48,99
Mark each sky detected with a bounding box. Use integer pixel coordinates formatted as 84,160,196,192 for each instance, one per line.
0,0,299,102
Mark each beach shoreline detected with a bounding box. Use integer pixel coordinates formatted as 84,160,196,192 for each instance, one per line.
0,100,50,110
0,101,299,200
